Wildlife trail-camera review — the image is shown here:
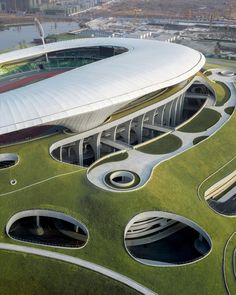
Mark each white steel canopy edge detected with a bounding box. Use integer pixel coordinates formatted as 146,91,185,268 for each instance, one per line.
0,38,205,135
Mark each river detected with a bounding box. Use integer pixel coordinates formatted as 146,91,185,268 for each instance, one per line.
0,21,80,50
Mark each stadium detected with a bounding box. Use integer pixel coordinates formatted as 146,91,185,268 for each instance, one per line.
0,37,236,294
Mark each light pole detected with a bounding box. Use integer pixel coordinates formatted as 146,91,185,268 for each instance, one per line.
34,18,49,63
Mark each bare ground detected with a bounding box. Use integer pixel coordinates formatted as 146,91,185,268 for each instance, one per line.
91,0,236,20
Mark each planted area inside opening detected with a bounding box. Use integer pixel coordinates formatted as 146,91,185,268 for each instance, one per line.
225,107,235,115
179,108,221,133
193,136,208,145
137,134,182,155
8,215,88,248
125,214,211,265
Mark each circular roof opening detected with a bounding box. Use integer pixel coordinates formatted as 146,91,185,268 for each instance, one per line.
124,211,212,266
10,179,17,186
0,153,19,169
6,210,89,249
219,70,235,77
104,170,140,190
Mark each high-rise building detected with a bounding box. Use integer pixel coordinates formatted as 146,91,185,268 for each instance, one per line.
4,0,42,12
0,1,6,11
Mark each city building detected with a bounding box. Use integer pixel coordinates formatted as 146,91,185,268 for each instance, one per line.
1,0,42,12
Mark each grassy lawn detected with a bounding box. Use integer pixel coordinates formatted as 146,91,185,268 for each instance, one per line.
47,33,77,41
0,251,138,295
0,132,81,195
204,62,236,71
46,33,87,42
207,58,236,66
179,109,221,133
203,63,225,70
137,134,182,154
203,58,236,72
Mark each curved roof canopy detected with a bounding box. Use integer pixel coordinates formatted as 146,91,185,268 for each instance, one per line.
0,38,205,135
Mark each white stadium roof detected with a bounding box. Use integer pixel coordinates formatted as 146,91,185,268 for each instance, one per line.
0,38,205,135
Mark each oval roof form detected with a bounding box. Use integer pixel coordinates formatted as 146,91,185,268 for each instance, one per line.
0,38,205,135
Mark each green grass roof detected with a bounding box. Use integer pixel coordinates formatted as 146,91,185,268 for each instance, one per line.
0,71,235,294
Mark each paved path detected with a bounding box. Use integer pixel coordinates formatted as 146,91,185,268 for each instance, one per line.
218,186,236,203
88,80,236,192
0,243,157,295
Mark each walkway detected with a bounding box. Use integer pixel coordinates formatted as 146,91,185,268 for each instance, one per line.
87,75,236,192
218,187,236,203
0,243,157,295
101,138,133,150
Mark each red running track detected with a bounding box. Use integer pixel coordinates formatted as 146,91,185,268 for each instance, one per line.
0,70,66,94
